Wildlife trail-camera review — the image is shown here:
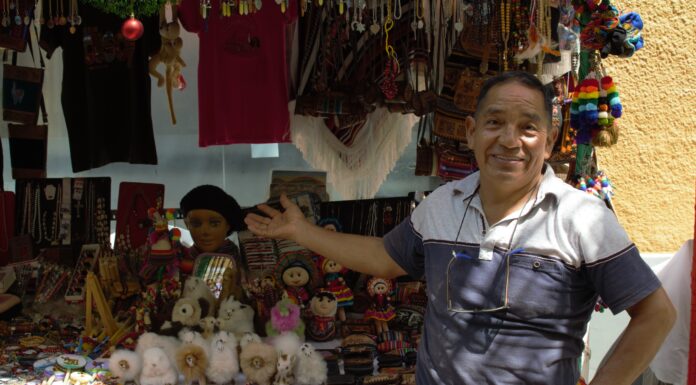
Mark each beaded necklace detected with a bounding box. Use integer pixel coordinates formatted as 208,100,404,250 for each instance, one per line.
0,189,8,253
32,188,43,244
43,185,61,244
500,0,510,71
21,182,32,235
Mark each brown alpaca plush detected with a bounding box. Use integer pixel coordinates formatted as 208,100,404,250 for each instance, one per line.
240,342,278,385
176,344,208,385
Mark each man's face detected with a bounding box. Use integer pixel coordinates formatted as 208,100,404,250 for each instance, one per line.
185,209,230,252
465,81,557,193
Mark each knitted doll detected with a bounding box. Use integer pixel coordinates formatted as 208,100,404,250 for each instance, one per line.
316,218,353,321
307,291,338,342
364,277,396,334
319,257,353,322
275,254,318,310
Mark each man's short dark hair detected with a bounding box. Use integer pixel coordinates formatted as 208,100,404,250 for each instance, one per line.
475,71,554,126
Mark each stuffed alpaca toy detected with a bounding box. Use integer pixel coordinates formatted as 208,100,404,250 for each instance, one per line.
266,298,305,339
183,276,217,317
109,349,141,385
199,316,219,340
269,332,302,358
206,331,240,385
175,343,208,385
294,343,327,385
160,296,209,337
217,296,255,339
240,341,278,385
240,332,263,349
140,347,178,385
178,328,211,357
135,332,181,373
273,352,296,385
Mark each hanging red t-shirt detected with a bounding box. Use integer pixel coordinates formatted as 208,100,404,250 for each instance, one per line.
179,0,296,146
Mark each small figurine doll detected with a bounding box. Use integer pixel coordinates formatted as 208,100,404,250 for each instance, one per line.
364,277,396,334
140,208,182,281
316,218,353,322
319,257,353,322
276,254,318,310
307,290,338,341
247,275,281,323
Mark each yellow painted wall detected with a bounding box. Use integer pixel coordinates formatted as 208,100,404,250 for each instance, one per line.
596,0,695,252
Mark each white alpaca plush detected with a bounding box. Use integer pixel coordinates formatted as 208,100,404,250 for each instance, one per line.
206,331,240,384
239,332,262,349
135,332,181,372
183,276,216,317
109,349,141,384
294,343,327,385
178,328,211,357
199,316,219,340
217,296,255,339
269,332,302,358
139,347,178,385
273,352,296,385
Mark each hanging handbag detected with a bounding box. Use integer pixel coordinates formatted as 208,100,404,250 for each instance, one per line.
435,140,477,181
433,21,498,143
414,114,437,176
114,182,165,259
0,139,15,265
8,121,47,179
3,25,45,125
0,0,31,51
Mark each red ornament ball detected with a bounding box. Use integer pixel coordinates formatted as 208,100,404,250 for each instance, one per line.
121,16,144,41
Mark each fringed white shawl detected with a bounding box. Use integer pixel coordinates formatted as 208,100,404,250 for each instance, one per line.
289,101,418,200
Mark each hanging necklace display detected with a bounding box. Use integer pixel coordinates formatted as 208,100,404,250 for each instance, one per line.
2,0,8,27
380,0,399,99
95,197,109,246
13,0,21,25
415,0,422,29
58,0,66,25
43,184,61,244
68,0,80,33
369,0,379,34
500,0,510,71
199,0,210,19
47,0,54,27
37,0,44,24
454,0,463,32
351,0,365,32
32,187,43,244
21,182,32,235
392,0,400,19
22,0,30,25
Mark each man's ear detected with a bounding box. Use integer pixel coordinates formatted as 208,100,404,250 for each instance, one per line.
464,115,477,150
544,126,559,160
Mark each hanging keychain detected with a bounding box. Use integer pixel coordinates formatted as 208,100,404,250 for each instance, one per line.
370,0,379,34
380,0,399,100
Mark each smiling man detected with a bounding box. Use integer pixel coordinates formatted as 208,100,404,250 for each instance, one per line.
245,71,675,385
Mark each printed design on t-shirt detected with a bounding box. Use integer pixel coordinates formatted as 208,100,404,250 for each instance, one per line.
82,27,136,69
219,17,261,56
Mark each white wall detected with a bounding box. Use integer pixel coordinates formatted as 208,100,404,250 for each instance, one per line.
587,253,674,380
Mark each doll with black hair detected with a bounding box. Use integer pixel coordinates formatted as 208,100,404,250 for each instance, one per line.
275,254,318,310
317,218,354,322
179,185,245,272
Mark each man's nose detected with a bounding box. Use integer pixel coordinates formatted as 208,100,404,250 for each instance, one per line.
498,124,521,148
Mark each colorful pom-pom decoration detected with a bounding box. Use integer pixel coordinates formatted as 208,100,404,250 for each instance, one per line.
574,170,614,203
